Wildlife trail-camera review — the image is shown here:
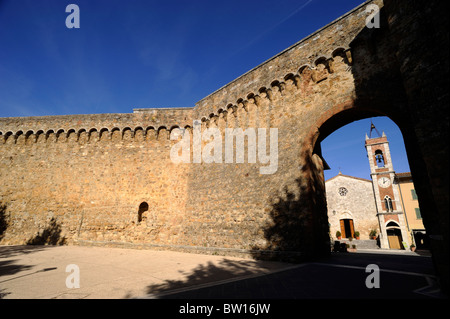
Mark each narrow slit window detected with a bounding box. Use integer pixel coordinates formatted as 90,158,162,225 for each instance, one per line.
138,202,149,223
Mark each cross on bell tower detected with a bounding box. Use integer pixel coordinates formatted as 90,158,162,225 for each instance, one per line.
369,121,381,138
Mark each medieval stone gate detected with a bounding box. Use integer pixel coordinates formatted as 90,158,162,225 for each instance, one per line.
1,0,448,291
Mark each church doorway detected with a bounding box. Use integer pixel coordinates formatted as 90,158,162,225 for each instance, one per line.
386,222,403,249
340,218,354,239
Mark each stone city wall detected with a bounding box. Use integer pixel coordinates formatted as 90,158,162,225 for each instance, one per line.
1,0,422,260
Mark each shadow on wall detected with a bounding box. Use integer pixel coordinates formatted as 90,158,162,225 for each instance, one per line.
0,202,8,242
142,149,329,298
26,217,67,246
0,201,66,246
250,151,329,262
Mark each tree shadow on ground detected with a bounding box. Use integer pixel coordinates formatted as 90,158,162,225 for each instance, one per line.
144,258,285,297
0,258,31,299
0,249,57,299
0,244,49,299
0,288,9,299
0,245,50,259
26,217,67,246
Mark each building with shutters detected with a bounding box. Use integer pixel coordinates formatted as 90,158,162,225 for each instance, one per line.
395,172,428,250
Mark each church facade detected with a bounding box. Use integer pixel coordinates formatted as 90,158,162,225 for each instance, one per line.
326,173,379,242
326,130,425,250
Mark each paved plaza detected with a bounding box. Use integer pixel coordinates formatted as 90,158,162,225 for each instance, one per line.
0,244,447,300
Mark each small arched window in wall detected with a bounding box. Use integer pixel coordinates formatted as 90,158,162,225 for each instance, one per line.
137,202,149,223
384,196,393,212
375,150,385,168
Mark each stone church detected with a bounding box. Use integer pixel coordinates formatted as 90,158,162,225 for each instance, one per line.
325,124,424,249
326,127,425,250
326,172,378,241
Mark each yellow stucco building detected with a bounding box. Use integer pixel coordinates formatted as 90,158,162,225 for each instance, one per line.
395,172,428,249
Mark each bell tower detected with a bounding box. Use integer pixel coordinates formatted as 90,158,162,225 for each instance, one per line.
365,123,410,249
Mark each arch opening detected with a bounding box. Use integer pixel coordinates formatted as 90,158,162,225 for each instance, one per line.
137,202,149,223
314,110,420,249
375,150,385,168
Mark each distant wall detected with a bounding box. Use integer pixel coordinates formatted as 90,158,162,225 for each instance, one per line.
0,108,194,246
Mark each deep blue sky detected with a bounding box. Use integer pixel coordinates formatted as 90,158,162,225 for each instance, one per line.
1,0,368,117
0,0,410,178
322,117,411,181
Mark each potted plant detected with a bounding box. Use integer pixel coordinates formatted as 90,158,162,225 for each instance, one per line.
369,229,377,240
336,231,341,240
410,244,416,252
348,244,357,252
354,231,360,240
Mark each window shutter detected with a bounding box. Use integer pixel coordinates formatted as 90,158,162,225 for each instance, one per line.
411,189,418,200
415,208,422,219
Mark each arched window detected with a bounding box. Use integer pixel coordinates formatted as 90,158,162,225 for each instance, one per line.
375,150,385,168
137,202,149,223
386,221,400,228
384,196,393,212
